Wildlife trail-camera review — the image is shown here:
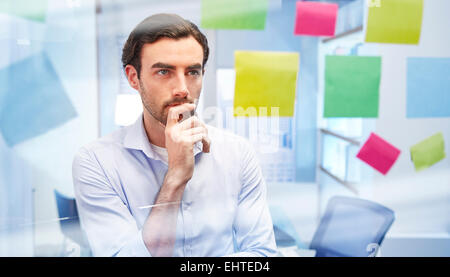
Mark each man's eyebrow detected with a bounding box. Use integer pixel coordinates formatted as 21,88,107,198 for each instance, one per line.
150,62,202,70
186,63,203,70
151,62,175,69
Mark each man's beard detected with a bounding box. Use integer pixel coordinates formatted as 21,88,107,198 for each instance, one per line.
139,79,197,126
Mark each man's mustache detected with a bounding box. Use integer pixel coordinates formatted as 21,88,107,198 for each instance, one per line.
164,98,195,108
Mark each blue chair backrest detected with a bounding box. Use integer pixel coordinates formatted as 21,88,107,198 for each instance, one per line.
54,190,88,247
309,196,395,257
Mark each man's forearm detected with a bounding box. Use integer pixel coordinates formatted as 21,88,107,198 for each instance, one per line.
140,103,208,256
141,171,187,257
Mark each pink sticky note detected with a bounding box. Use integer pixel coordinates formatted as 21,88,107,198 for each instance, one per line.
294,1,338,37
356,133,401,175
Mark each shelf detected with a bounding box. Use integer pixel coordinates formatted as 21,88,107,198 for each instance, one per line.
320,128,360,146
319,165,359,195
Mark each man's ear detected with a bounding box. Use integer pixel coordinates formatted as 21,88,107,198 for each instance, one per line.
125,65,140,91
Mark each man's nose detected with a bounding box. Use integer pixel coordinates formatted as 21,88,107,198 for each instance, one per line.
172,73,189,98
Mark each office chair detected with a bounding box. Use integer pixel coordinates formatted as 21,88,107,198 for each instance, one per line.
54,190,90,256
309,196,395,257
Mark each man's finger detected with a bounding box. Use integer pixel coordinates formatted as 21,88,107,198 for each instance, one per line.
181,126,207,137
188,133,207,144
192,120,210,153
202,135,211,153
166,103,196,128
177,116,201,130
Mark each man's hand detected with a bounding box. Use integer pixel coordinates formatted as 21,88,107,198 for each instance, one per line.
164,103,210,186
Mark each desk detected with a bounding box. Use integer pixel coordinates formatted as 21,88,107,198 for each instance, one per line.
277,246,316,257
380,233,450,257
266,182,319,249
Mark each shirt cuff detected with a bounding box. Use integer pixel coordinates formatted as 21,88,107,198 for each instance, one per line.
115,229,152,257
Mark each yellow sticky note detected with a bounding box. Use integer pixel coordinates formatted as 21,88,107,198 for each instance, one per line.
234,51,299,117
365,0,423,44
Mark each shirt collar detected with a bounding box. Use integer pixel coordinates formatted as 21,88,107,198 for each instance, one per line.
123,113,203,161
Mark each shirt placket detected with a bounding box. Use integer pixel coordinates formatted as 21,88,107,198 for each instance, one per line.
182,199,193,256
182,177,195,256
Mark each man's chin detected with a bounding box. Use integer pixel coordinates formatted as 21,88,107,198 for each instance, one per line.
156,114,168,127
144,108,167,127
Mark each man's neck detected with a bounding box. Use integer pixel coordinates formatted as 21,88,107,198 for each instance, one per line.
143,111,166,148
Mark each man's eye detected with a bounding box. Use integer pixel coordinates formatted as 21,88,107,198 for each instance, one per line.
188,70,200,76
157,69,169,75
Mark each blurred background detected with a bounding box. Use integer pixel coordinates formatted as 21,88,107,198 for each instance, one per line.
0,0,449,257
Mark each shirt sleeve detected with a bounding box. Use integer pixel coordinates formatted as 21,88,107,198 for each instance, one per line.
228,142,278,257
72,147,151,257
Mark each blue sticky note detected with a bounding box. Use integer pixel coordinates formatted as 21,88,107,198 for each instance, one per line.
407,57,450,118
0,52,77,146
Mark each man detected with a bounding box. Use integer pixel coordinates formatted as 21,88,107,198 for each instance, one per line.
72,13,277,257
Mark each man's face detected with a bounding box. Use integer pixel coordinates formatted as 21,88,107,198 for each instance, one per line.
128,36,204,125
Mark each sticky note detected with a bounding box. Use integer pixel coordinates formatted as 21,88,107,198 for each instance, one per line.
0,52,77,146
0,0,47,22
365,0,423,44
407,58,450,118
357,133,401,175
324,56,381,118
410,133,446,172
294,1,338,36
234,51,299,117
201,0,268,30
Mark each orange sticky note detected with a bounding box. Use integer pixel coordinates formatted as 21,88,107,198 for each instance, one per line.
294,1,338,36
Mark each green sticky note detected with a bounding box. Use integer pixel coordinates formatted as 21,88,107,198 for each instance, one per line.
0,0,47,22
234,51,299,117
410,133,446,172
324,55,381,118
201,0,268,30
365,0,423,44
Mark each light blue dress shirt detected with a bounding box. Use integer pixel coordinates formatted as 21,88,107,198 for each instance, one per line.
72,114,277,257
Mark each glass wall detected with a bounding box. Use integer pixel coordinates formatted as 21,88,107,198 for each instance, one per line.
0,0,98,256
1,0,449,257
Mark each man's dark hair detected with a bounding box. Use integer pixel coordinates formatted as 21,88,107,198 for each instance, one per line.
122,13,209,79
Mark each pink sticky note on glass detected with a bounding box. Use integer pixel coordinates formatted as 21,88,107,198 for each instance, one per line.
356,133,401,175
294,1,338,36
